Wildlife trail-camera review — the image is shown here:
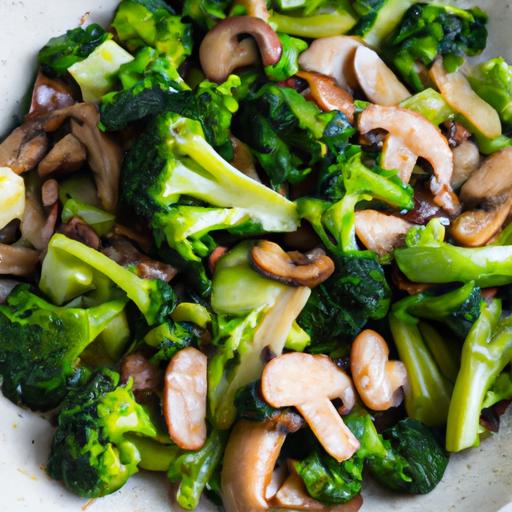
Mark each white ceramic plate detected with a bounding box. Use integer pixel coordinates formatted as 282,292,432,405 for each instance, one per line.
0,1,511,510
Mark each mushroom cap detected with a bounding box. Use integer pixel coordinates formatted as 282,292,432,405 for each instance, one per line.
163,347,208,450
381,134,417,184
353,46,410,106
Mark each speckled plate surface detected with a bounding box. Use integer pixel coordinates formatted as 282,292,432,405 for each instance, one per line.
0,1,511,510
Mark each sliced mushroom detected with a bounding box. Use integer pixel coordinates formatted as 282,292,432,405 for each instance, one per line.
250,241,334,288
451,140,480,190
60,217,101,250
199,16,282,83
102,235,177,281
298,36,365,91
0,244,39,276
41,179,59,207
261,353,359,462
234,0,269,20
29,71,74,115
208,246,229,274
113,223,153,253
38,133,87,177
0,166,25,230
460,147,512,205
451,198,512,247
272,468,363,511
297,71,355,122
353,46,410,106
163,347,208,451
351,329,408,411
222,419,287,512
121,352,161,400
20,190,58,251
381,135,417,184
430,58,501,140
0,126,48,174
265,464,288,501
231,136,260,181
445,120,471,148
355,210,413,256
359,104,459,214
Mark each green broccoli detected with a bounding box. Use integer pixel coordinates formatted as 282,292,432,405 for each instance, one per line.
446,299,512,452
0,285,126,410
47,369,157,497
235,84,355,190
351,0,414,47
38,23,110,76
112,0,192,68
384,3,488,91
182,0,231,29
395,219,512,287
264,33,308,82
121,111,298,264
40,234,175,325
468,57,512,127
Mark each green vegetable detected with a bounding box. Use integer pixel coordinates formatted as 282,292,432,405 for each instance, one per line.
234,381,280,423
68,40,134,102
59,174,102,208
468,57,512,127
112,0,192,68
38,23,110,76
61,198,115,236
182,0,230,29
40,234,174,325
400,88,454,125
384,3,488,91
264,33,308,81
47,369,157,497
352,0,414,47
121,111,298,265
167,429,227,510
171,302,211,329
482,368,512,410
446,299,512,451
392,281,482,339
236,84,355,189
0,285,125,410
389,313,452,426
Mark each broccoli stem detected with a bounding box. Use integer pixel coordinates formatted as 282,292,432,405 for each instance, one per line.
446,300,512,452
389,314,452,427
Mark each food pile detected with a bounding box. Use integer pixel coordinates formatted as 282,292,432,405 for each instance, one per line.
0,0,511,510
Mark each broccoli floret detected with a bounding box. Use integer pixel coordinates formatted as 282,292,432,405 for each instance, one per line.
264,33,308,81
40,234,175,325
182,0,231,29
395,219,512,287
167,429,227,510
38,23,110,76
446,299,512,451
0,285,126,410
112,0,192,68
235,84,355,190
351,0,414,47
392,281,482,339
121,111,298,264
47,369,156,497
468,57,512,127
384,3,488,91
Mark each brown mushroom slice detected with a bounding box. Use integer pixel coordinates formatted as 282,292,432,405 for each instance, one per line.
451,140,480,190
230,136,260,182
29,71,74,115
233,0,269,20
381,135,417,184
199,16,282,83
222,419,287,512
20,190,58,252
272,469,363,511
41,179,59,207
38,133,87,177
351,329,408,411
265,464,288,501
451,199,512,247
355,210,413,256
60,217,101,250
261,353,359,462
353,46,410,106
121,352,161,400
359,104,459,214
430,59,501,140
460,147,512,205
163,347,208,451
297,71,355,123
251,240,334,288
0,244,39,276
298,36,365,91
0,126,48,174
